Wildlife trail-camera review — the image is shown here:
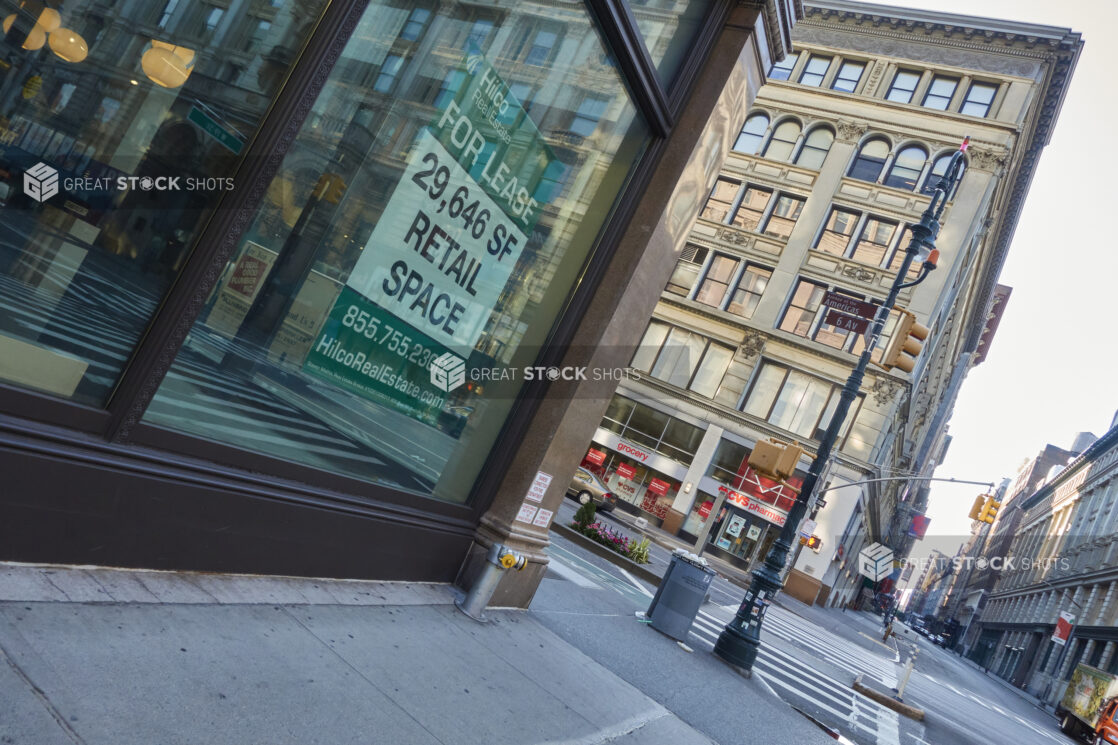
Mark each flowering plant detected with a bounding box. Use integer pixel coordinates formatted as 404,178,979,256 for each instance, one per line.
571,520,650,564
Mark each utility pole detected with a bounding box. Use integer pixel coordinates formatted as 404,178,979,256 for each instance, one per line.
714,139,970,676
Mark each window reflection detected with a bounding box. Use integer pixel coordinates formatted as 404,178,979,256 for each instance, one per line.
0,0,326,404
144,0,651,503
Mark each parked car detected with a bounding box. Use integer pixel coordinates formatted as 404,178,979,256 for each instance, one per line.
566,467,617,512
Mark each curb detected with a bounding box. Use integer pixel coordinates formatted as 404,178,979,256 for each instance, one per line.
851,674,925,721
552,523,662,587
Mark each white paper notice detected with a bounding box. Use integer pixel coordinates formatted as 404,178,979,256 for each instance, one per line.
532,508,553,528
525,471,552,503
515,503,539,523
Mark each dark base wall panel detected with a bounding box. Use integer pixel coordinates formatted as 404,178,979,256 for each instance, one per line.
0,438,475,583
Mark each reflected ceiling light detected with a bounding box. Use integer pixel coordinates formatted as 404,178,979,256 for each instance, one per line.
141,40,195,88
49,28,87,63
37,8,61,33
2,15,47,50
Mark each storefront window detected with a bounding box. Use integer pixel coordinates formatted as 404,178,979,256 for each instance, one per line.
143,1,651,503
597,394,703,466
630,0,715,86
681,489,715,536
0,0,325,404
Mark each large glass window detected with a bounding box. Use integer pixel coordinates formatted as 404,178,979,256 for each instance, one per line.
726,264,771,319
885,70,920,103
816,207,859,255
742,361,861,442
830,60,865,92
694,254,738,307
0,0,326,406
631,0,716,85
143,1,652,503
798,55,831,87
632,321,733,399
597,394,703,465
848,138,890,182
762,119,801,162
768,53,799,81
664,244,708,297
761,194,805,239
733,113,769,155
701,177,740,222
777,279,825,337
730,186,771,231
961,82,998,117
794,127,833,170
850,217,898,265
922,75,958,110
883,146,927,191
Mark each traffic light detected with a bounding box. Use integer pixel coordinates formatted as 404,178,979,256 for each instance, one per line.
968,495,985,521
978,496,1001,524
747,439,804,480
806,535,823,552
878,309,929,373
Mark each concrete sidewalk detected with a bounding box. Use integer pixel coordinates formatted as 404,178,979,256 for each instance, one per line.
0,562,715,745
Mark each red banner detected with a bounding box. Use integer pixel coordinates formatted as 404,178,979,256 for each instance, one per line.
647,478,670,496
698,500,714,519
585,448,606,466
616,463,637,480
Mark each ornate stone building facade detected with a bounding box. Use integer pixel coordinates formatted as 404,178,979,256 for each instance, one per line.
556,0,1081,608
972,420,1118,705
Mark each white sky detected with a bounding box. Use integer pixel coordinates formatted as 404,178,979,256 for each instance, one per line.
855,1,1118,561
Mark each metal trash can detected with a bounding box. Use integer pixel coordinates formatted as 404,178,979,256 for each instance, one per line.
646,549,716,641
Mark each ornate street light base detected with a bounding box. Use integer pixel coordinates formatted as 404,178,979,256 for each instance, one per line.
714,537,790,676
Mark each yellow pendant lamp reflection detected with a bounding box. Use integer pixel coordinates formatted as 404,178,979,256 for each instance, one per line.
2,15,47,50
141,41,195,89
49,28,88,63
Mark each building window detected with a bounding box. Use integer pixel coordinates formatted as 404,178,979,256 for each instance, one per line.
769,53,799,80
665,245,708,297
727,264,772,319
525,29,558,65
831,60,865,92
762,194,805,239
734,113,769,154
400,8,431,41
729,185,770,230
701,178,741,222
694,254,738,307
922,75,958,110
434,69,466,109
885,70,921,103
762,119,801,162
816,207,860,255
961,82,998,117
466,18,494,49
570,96,609,137
374,54,404,92
922,153,967,197
794,126,833,170
778,279,826,337
742,362,862,442
632,322,734,399
850,217,898,265
883,145,927,191
798,55,832,87
848,138,890,182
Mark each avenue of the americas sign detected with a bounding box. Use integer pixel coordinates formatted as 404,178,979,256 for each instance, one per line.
304,45,560,426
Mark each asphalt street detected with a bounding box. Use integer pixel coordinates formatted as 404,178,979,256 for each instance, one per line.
545,499,1072,745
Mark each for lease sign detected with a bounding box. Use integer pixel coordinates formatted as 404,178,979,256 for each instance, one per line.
305,46,559,425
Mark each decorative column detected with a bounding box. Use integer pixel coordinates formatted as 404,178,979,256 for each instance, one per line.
1100,642,1117,672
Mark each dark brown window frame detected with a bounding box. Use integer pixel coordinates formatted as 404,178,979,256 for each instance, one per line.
0,0,736,521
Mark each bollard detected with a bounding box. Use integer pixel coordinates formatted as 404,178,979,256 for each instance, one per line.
894,646,919,700
456,542,527,622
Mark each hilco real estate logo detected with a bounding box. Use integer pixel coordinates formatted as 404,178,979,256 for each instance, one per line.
23,162,59,202
430,352,466,393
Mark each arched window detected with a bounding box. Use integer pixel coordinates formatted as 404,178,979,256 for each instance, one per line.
883,145,928,191
923,153,967,197
847,137,890,182
734,113,769,154
794,127,834,170
762,119,801,161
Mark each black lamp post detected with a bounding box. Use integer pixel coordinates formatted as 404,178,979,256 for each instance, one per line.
713,140,969,676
